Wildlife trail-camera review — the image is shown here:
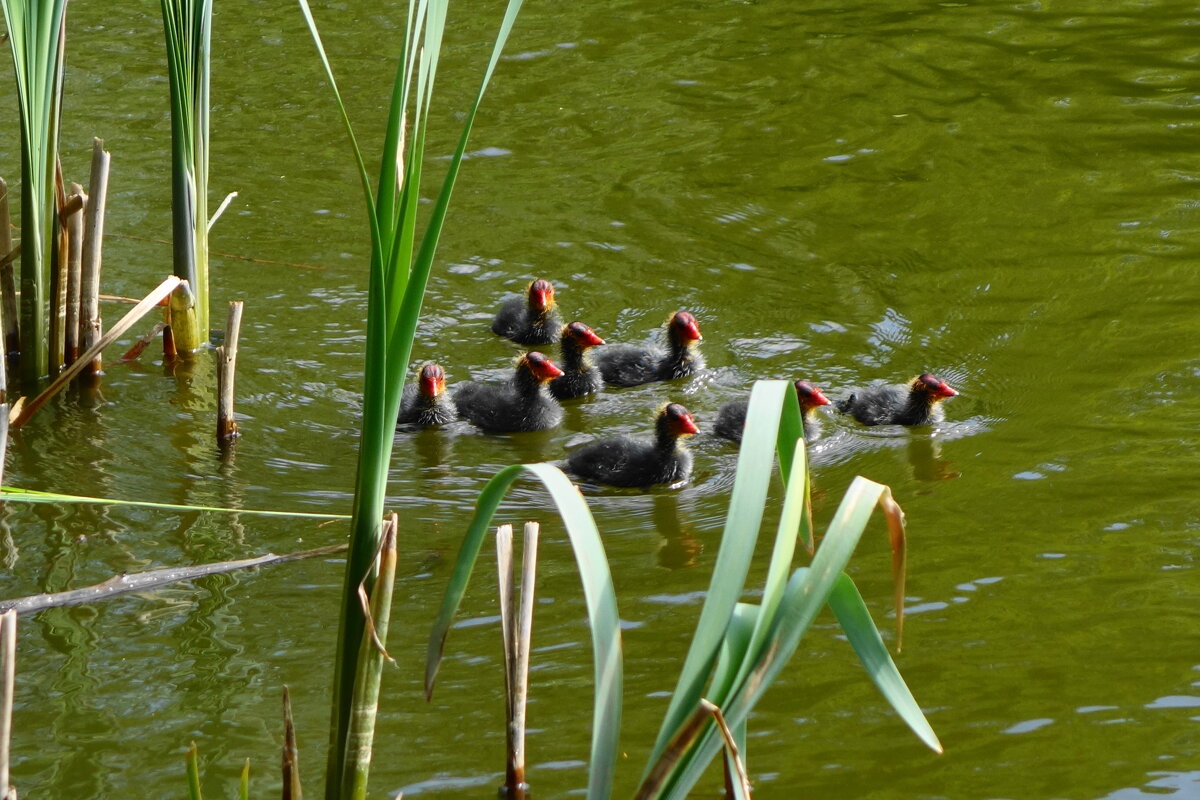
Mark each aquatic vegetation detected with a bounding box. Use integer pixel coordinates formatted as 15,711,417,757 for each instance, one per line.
296,0,526,795
0,0,67,383
159,0,213,351
428,380,940,799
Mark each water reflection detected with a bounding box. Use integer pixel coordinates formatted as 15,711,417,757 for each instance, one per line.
906,433,961,484
652,494,702,570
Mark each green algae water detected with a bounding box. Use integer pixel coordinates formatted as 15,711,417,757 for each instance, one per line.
2,1,1198,797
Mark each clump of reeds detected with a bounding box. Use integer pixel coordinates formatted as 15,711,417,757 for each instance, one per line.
160,0,213,352
427,381,942,800
1,0,68,384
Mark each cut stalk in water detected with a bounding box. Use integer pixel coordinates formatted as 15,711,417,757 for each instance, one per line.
0,610,15,800
167,280,200,354
48,164,73,374
0,177,15,373
79,138,110,379
216,300,243,445
496,521,538,799
282,686,302,800
63,182,85,366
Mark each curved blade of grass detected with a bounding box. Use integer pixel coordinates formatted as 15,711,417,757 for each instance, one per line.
828,572,941,752
662,478,927,798
0,486,349,520
646,380,799,770
426,462,620,800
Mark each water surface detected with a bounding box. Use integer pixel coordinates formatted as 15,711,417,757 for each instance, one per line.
1,1,1198,798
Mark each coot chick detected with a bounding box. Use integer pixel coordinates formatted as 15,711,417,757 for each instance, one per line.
713,380,831,444
593,311,704,387
566,403,699,488
549,322,606,400
836,373,958,426
397,363,457,427
491,278,562,346
455,351,565,433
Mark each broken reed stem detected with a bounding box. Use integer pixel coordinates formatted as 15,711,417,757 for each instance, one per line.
216,300,244,446
512,522,538,798
49,162,68,375
496,522,538,800
80,139,111,378
496,525,515,734
167,280,201,354
282,686,302,800
11,275,181,430
0,179,17,374
0,610,15,800
64,184,86,366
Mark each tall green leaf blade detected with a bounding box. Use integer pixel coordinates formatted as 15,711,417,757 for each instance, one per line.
827,573,941,752
646,380,792,770
387,0,526,399
426,463,621,800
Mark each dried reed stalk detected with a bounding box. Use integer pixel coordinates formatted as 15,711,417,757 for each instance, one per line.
64,183,85,366
497,521,539,800
216,300,244,445
0,610,16,800
282,686,303,800
80,139,111,378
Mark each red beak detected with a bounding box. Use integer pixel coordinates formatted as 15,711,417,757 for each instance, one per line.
581,329,605,347
936,383,958,398
419,367,444,397
677,412,699,435
808,388,831,407
674,312,702,342
528,280,554,312
527,353,564,381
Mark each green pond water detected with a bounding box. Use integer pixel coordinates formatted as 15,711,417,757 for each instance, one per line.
2,1,1198,797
